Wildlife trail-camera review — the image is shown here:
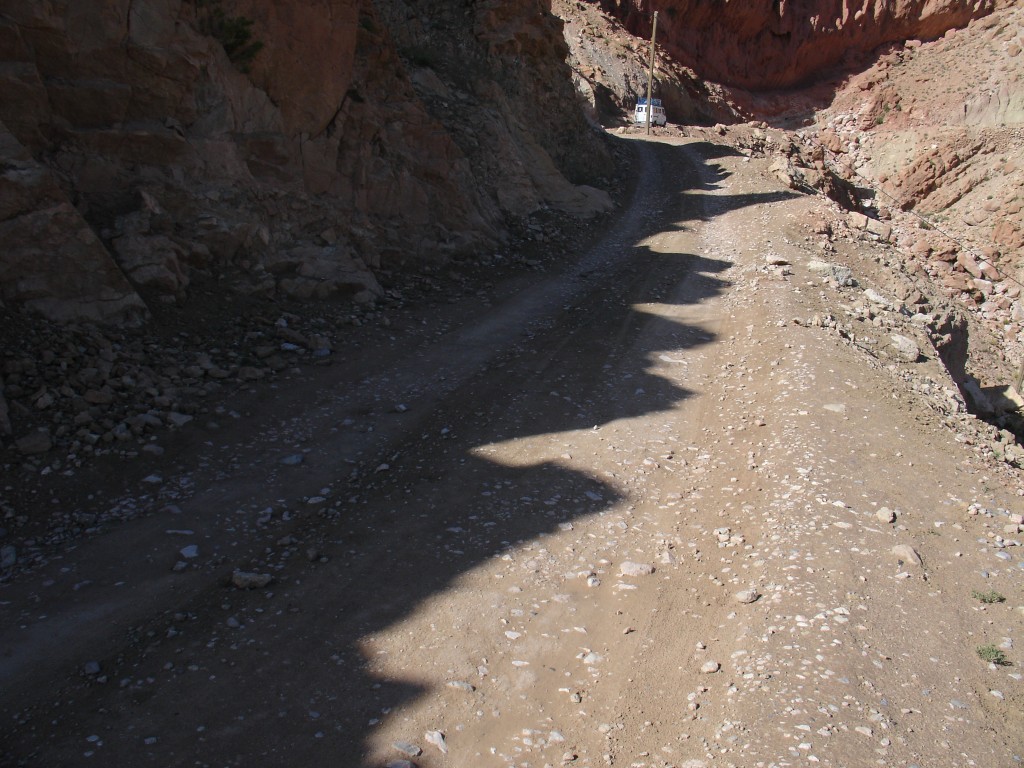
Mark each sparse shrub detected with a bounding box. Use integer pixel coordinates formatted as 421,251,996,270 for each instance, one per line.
972,589,1006,604
976,644,1010,665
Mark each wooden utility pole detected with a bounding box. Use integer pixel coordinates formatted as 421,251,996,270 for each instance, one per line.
645,10,658,136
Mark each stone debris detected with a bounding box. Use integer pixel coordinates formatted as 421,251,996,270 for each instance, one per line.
618,561,655,576
392,741,422,757
424,730,448,754
876,507,897,524
892,543,923,567
887,334,921,363
3,16,1024,765
807,259,856,286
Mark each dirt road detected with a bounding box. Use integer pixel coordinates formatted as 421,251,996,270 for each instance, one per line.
2,134,1022,767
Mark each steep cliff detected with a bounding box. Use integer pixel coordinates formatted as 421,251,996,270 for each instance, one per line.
0,0,611,324
553,0,744,127
601,0,998,90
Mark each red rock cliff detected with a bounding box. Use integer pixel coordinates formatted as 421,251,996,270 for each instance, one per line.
0,0,609,323
601,0,997,90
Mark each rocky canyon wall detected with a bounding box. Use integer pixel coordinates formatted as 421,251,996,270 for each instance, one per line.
600,0,998,90
0,0,610,324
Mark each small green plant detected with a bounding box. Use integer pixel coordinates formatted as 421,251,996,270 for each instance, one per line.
197,0,264,72
972,589,1006,604
976,644,1010,665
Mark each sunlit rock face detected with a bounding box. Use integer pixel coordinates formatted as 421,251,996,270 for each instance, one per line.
600,0,997,89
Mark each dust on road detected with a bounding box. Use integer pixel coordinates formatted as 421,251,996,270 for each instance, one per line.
2,134,1021,768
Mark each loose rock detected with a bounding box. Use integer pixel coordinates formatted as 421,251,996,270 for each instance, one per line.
231,570,273,589
734,589,760,604
892,543,923,566
424,730,448,754
619,561,655,577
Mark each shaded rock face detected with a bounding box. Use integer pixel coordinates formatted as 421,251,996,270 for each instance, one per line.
600,0,996,90
0,0,611,324
0,120,148,324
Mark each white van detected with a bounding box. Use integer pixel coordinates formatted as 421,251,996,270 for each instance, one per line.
634,97,667,127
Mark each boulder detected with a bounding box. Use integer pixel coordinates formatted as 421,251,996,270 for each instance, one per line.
112,234,190,296
0,120,147,324
888,334,921,363
272,245,383,300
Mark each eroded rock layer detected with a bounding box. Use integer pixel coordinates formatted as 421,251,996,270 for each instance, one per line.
601,0,998,90
0,0,610,323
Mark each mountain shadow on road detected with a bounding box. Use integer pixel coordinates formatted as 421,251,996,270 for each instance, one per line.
0,138,802,767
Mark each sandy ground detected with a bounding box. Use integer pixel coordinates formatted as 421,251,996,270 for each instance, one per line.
1,134,1022,768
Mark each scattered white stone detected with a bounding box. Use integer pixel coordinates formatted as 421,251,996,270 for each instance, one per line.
892,544,922,566
424,730,448,754
888,334,921,363
734,589,760,604
876,507,897,524
700,661,721,674
619,561,655,576
864,288,896,310
179,545,199,559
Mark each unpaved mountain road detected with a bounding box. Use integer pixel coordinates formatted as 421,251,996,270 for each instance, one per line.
2,134,1022,768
